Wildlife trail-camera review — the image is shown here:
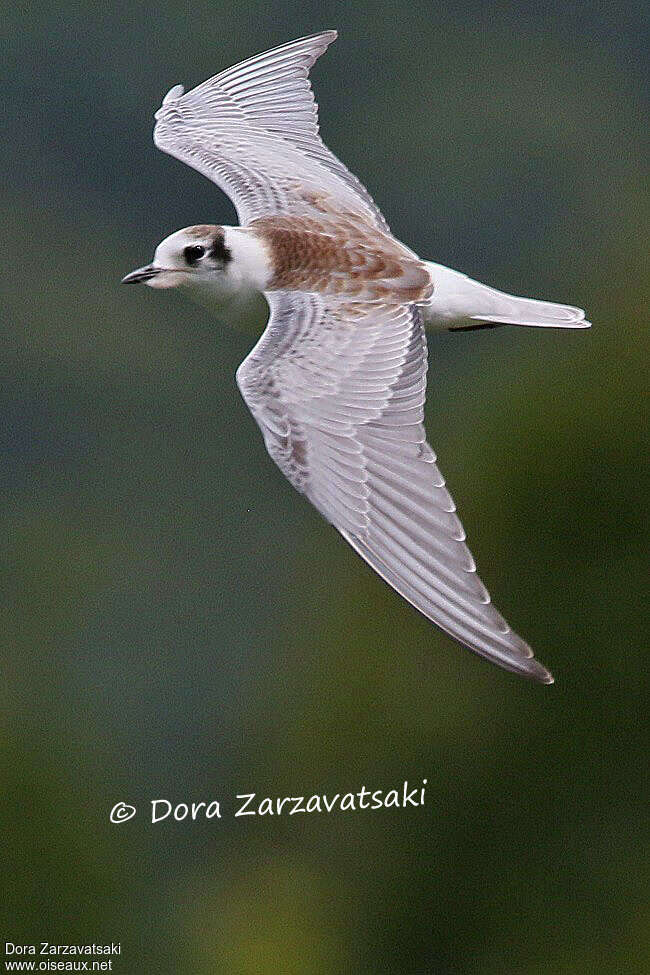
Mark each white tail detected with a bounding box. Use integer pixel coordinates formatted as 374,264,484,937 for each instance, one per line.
422,261,591,331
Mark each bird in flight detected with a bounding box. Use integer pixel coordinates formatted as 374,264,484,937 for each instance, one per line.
123,31,590,683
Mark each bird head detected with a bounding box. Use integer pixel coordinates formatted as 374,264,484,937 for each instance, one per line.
121,225,232,291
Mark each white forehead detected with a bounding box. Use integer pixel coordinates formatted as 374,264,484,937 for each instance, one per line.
154,228,204,266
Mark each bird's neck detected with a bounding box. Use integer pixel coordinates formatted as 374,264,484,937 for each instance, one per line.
222,227,273,292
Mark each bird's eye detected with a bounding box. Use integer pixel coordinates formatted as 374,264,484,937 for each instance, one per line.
183,245,205,265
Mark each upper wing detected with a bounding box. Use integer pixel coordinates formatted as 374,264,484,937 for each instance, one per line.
153,31,391,231
237,291,553,683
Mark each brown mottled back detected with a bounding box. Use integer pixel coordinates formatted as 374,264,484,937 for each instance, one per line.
251,214,432,304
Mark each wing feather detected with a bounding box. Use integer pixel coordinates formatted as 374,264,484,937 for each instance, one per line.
153,31,391,230
237,292,553,683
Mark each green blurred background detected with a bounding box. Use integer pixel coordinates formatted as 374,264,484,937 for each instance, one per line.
3,1,648,972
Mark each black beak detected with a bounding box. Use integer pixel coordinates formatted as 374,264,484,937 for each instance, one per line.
121,264,159,284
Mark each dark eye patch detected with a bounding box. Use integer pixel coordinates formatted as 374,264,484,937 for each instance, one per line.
210,237,232,264
184,244,205,265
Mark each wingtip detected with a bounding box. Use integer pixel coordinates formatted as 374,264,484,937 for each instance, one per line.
509,649,554,684
293,29,338,47
155,84,185,121
162,83,185,105
527,659,555,685
309,29,338,52
260,30,338,70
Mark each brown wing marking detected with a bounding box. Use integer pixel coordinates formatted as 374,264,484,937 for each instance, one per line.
251,213,432,304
